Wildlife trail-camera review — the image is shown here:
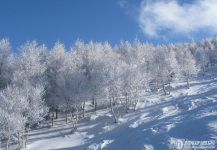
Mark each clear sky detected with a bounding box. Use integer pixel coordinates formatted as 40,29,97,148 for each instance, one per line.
1,0,217,51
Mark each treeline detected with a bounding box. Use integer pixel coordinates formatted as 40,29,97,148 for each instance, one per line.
0,37,217,149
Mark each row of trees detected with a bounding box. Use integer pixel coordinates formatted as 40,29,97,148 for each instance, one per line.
0,37,217,149
0,40,48,149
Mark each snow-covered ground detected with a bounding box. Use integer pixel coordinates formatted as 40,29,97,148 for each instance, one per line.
21,68,217,150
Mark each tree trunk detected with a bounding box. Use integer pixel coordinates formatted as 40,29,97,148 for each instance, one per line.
70,110,75,129
122,105,127,117
71,110,74,118
115,102,120,119
187,79,190,89
25,124,30,148
82,102,85,118
6,136,10,150
6,127,11,150
168,81,171,95
163,83,167,95
55,107,59,119
76,109,78,128
52,106,54,126
186,75,190,89
125,95,130,113
120,95,127,117
65,110,68,123
155,79,159,92
92,96,97,112
94,97,97,112
22,131,24,147
133,99,138,111
95,101,97,112
110,97,118,123
201,66,205,76
18,131,22,149
74,108,78,129
186,71,190,89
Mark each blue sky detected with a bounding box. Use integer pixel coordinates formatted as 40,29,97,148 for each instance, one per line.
1,0,217,51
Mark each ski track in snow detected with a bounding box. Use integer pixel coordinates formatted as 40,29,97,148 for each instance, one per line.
11,68,217,150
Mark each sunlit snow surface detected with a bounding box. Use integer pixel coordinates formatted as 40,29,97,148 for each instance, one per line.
26,67,217,150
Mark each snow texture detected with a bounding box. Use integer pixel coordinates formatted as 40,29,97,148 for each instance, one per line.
15,65,217,150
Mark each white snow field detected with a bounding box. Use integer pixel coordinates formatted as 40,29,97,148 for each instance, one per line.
26,68,217,150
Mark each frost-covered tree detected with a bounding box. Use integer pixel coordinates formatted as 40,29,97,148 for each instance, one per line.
15,40,47,86
22,82,47,148
71,40,104,115
103,47,123,123
0,38,14,89
175,43,197,89
0,85,27,150
120,39,149,112
151,45,164,91
11,41,48,147
55,51,84,126
45,41,67,125
210,36,217,64
160,44,179,94
195,47,210,76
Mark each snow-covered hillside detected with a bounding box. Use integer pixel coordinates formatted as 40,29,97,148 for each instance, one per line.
19,67,217,150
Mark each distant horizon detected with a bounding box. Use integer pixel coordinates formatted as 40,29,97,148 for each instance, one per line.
3,35,217,54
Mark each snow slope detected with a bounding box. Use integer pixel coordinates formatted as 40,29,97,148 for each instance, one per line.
23,68,217,150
